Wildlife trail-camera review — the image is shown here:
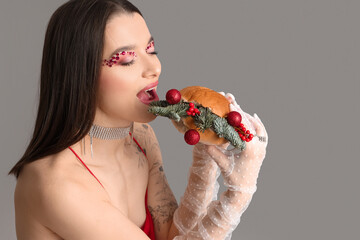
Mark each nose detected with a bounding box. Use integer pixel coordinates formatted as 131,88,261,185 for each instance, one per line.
142,54,161,79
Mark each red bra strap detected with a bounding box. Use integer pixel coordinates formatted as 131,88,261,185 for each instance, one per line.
68,146,105,189
68,132,147,189
129,132,148,159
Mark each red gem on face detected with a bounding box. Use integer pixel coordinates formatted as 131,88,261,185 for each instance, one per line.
102,46,141,68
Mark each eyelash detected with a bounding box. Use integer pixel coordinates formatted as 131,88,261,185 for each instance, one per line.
121,51,158,66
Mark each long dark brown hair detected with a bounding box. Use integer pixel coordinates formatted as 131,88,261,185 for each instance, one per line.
8,0,143,179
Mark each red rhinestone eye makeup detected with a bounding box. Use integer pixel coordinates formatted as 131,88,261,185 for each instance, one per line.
146,40,155,52
102,40,156,68
102,51,137,67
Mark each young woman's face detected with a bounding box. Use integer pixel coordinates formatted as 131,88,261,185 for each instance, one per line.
96,13,161,127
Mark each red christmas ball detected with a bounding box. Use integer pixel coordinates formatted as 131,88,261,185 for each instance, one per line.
226,111,242,127
184,129,200,145
166,89,182,104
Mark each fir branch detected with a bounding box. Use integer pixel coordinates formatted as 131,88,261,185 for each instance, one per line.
148,99,246,150
212,117,246,150
148,100,189,122
193,107,218,133
148,100,170,107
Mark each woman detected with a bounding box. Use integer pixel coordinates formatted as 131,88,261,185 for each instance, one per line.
8,0,268,239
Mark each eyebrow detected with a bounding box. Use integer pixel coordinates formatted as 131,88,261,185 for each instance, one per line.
107,36,154,59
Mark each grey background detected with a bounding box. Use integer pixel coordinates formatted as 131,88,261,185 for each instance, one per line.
1,0,359,239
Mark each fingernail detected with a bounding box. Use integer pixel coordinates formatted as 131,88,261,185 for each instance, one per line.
254,113,263,123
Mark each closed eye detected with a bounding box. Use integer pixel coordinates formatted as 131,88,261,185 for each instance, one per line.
121,61,135,66
121,51,158,67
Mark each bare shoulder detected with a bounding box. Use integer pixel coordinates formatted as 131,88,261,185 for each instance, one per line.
133,122,159,153
133,122,154,143
133,122,160,162
15,151,97,222
15,152,76,202
15,152,151,240
16,150,91,202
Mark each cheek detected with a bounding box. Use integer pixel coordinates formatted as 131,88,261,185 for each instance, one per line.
97,72,137,111
99,71,134,99
97,67,142,113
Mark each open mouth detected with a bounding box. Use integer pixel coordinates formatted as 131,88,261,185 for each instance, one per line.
145,87,156,99
137,87,159,104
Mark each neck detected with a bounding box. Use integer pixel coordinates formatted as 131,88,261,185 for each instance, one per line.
88,124,132,140
72,123,135,166
84,134,130,162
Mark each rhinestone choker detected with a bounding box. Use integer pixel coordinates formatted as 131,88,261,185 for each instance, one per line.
84,123,134,159
88,123,133,140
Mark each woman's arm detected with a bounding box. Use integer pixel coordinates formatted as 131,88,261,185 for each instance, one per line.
142,123,221,240
140,123,179,240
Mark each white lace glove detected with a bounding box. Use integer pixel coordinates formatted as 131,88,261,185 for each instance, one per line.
173,92,268,240
172,142,223,235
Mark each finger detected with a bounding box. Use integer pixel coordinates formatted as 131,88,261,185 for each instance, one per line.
227,99,251,128
206,145,233,174
240,111,256,133
254,113,267,138
218,91,234,105
224,92,240,110
225,96,233,104
254,113,265,129
225,95,234,105
221,92,234,105
225,93,236,105
246,113,266,140
254,113,268,146
245,113,262,135
218,141,231,150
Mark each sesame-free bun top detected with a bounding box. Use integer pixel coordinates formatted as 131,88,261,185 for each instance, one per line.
170,86,231,145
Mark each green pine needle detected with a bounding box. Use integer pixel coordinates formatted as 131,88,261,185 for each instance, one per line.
193,107,217,132
148,100,189,122
148,100,246,150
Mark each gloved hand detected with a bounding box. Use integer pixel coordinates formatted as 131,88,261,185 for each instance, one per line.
172,141,223,235
173,92,268,240
214,91,268,189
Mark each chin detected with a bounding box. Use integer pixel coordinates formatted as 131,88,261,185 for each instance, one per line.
134,109,157,123
143,113,157,123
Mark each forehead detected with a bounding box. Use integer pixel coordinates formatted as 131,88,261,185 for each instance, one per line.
103,13,150,55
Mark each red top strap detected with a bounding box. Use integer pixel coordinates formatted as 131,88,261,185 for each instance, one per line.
68,146,105,189
129,132,148,159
